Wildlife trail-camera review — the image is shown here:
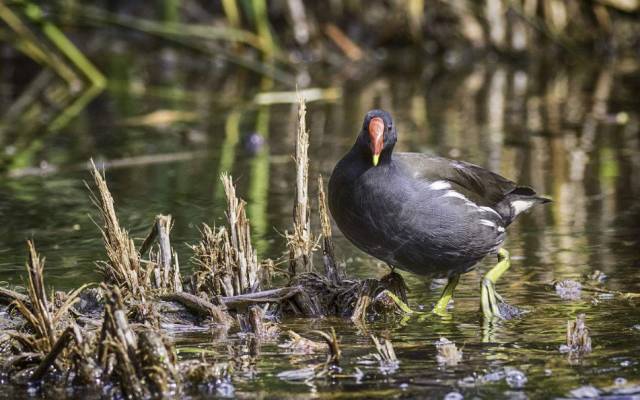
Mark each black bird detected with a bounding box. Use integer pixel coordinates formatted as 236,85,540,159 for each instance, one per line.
328,109,550,318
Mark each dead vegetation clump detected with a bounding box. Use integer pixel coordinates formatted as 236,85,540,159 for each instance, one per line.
189,174,262,299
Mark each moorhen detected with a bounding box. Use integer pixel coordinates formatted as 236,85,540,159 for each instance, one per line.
328,110,550,318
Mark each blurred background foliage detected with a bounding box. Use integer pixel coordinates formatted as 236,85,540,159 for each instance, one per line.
0,0,639,174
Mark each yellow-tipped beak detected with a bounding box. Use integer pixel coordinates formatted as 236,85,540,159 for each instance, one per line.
369,117,384,167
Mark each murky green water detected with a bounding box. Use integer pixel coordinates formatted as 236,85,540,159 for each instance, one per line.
2,39,640,398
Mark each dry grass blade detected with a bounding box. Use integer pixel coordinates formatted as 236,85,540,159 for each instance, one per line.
87,160,145,300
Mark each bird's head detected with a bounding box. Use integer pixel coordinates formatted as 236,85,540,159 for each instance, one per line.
358,109,397,167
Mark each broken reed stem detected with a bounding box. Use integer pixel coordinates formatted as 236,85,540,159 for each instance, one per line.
318,174,341,284
567,313,591,354
88,160,145,300
222,173,260,295
288,94,313,276
141,214,183,293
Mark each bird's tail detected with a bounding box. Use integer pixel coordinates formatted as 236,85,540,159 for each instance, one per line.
497,186,551,226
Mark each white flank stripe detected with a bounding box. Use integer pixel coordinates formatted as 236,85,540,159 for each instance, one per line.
442,190,468,200
479,206,501,217
479,219,497,228
429,180,451,190
511,199,534,215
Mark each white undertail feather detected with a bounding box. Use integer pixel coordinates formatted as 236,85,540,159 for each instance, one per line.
511,199,536,216
429,180,451,190
479,219,506,233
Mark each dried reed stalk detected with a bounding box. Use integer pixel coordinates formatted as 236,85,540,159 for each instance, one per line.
222,173,260,294
288,94,314,276
88,160,145,300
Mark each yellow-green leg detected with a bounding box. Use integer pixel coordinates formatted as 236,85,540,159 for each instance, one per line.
432,274,460,316
481,248,511,319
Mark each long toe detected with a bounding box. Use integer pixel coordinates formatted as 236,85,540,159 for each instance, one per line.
481,279,504,319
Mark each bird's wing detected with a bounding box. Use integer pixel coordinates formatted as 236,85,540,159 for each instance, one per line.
394,152,517,206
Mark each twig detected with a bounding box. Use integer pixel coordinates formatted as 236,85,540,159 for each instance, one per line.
0,287,29,304
159,292,231,326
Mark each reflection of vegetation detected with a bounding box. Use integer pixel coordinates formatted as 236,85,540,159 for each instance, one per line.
0,1,105,171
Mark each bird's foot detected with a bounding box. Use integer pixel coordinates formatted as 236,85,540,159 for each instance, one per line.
480,249,523,320
481,279,503,319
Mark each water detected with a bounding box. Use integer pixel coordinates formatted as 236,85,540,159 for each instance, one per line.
2,39,640,398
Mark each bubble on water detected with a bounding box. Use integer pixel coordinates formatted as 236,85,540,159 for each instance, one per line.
614,377,627,386
482,370,505,382
569,385,600,398
216,381,235,398
400,383,409,390
505,368,527,389
559,344,571,353
444,391,463,400
458,376,477,387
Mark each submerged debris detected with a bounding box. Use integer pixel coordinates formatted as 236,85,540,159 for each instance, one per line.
568,385,601,398
560,313,592,355
587,270,608,284
279,330,325,354
554,280,582,300
313,328,341,367
371,335,399,374
435,337,463,366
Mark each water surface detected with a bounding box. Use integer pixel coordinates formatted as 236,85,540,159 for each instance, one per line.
1,43,640,398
